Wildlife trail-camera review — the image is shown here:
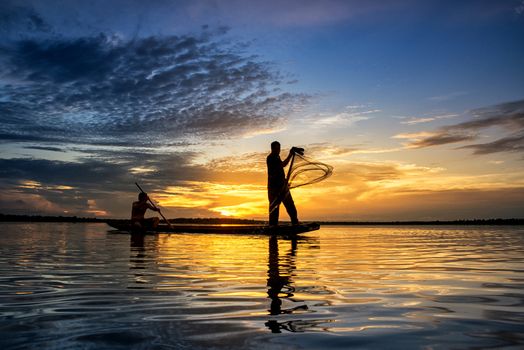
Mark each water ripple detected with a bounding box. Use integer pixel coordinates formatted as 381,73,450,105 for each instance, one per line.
1,223,524,349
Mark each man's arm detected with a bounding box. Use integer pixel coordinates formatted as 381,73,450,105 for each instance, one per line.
147,203,160,212
281,149,294,167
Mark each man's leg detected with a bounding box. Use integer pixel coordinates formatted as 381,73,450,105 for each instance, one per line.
268,191,280,226
282,191,299,225
143,218,156,229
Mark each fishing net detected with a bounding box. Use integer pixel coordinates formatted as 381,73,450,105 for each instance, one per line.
286,153,333,190
269,151,333,216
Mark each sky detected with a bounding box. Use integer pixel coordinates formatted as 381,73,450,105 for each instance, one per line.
0,0,523,221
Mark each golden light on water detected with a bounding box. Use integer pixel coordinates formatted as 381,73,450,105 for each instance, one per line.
153,234,270,293
149,226,511,300
7,222,524,347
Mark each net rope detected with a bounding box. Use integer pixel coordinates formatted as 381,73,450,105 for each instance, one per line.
287,153,333,189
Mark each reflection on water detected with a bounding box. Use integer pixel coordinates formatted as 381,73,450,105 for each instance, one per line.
129,233,147,287
1,223,524,349
266,235,310,333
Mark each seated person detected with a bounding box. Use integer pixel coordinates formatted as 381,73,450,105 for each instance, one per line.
131,192,160,229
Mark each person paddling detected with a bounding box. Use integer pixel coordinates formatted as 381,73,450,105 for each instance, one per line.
266,141,301,226
131,192,160,229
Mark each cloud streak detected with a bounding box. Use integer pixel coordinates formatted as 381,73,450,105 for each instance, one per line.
394,99,524,155
460,134,524,155
399,132,476,148
400,113,458,125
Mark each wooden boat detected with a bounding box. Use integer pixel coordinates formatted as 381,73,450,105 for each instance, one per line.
106,220,319,235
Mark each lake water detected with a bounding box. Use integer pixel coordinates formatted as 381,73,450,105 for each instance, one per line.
1,223,523,349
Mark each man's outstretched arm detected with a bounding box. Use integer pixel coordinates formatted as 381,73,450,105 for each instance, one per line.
281,149,294,167
147,203,160,212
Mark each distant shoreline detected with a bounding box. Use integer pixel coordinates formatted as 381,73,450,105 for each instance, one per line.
1,214,523,225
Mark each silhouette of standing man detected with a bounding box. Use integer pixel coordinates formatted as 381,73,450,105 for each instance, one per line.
267,141,299,226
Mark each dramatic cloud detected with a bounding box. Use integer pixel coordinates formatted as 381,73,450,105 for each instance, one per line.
457,100,524,130
23,145,64,152
0,29,308,146
0,2,312,217
303,143,401,159
1,144,522,219
0,150,212,216
399,132,476,148
460,134,524,155
1,1,522,220
0,157,135,191
395,99,524,155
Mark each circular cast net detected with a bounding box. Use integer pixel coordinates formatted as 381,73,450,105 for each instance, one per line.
286,153,333,189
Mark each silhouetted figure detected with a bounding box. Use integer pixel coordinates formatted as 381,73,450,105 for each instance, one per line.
267,141,299,226
131,192,160,230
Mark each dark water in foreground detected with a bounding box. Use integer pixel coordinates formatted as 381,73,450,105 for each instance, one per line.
1,223,524,349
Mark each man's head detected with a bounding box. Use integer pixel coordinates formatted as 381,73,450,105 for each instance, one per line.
271,141,281,154
138,192,148,201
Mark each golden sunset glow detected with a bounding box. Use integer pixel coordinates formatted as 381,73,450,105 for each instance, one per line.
18,180,42,189
1,0,522,221
2,3,524,350
151,226,504,298
86,199,108,217
136,150,524,221
129,166,157,174
153,182,268,217
211,200,267,217
18,180,75,191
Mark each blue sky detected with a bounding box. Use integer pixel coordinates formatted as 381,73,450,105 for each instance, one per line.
0,0,523,219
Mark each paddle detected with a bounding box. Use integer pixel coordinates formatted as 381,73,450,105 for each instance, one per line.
135,182,174,229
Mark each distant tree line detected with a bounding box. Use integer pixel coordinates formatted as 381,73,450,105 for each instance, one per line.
317,219,524,225
0,214,264,224
0,214,104,222
99,217,266,225
1,214,522,225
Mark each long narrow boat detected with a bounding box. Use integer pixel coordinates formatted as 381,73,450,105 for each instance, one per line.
106,220,319,235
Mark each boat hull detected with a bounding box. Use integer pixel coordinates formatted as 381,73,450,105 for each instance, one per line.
106,220,319,235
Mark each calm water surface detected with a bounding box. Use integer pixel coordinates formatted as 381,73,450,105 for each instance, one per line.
1,223,524,349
